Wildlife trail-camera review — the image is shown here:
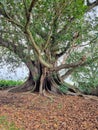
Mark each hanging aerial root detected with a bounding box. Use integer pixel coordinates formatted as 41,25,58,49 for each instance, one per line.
39,89,56,100
49,77,63,95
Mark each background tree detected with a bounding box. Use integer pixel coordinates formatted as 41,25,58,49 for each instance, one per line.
0,0,98,95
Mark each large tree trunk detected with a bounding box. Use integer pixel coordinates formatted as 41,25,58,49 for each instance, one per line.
8,60,78,95
8,61,62,94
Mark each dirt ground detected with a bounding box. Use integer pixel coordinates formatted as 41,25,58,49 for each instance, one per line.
0,90,98,130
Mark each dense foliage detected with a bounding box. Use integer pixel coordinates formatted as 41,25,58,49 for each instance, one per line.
0,0,98,94
0,80,23,90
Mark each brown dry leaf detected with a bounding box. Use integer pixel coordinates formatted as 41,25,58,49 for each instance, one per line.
0,91,98,130
53,123,58,128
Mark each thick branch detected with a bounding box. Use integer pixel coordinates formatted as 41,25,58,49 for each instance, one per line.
87,0,98,11
25,0,38,29
29,0,37,12
61,68,75,80
87,0,98,6
26,29,53,68
54,56,98,72
23,1,52,68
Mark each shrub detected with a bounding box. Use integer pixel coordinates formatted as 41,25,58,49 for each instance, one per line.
0,80,23,90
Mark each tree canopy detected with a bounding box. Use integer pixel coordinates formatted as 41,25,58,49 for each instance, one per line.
0,0,98,95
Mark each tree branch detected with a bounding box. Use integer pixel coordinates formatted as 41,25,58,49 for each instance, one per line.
87,0,98,11
26,29,53,68
54,56,98,72
87,0,98,6
23,0,52,68
61,68,76,80
23,0,28,18
0,7,23,29
25,0,38,29
56,42,71,57
0,36,27,61
44,31,52,50
0,36,37,77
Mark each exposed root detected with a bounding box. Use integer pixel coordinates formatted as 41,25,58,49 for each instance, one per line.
66,91,79,96
8,79,34,93
66,91,98,101
8,85,32,93
40,89,55,100
80,94,98,101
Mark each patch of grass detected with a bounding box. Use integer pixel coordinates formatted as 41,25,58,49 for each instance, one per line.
0,80,23,90
0,116,23,130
